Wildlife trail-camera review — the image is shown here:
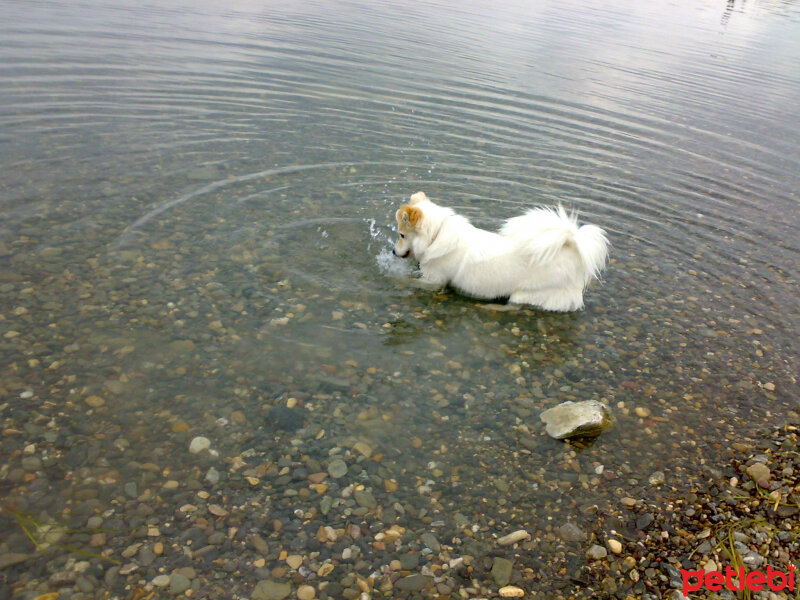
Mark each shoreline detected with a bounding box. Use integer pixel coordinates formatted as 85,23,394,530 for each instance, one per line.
2,416,798,599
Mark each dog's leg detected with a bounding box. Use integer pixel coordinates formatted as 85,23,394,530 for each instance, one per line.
479,303,522,312
509,290,583,312
508,291,537,305
415,268,448,289
411,276,446,291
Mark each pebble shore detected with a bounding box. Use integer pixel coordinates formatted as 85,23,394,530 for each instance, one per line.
2,388,798,600
1,169,797,600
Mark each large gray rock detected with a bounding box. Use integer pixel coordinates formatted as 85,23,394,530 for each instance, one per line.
491,557,513,586
353,489,377,509
558,522,587,542
540,400,612,439
169,573,191,594
251,580,291,600
745,462,770,487
395,574,430,591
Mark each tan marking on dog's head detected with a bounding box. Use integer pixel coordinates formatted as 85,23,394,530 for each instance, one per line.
396,204,423,231
408,191,429,206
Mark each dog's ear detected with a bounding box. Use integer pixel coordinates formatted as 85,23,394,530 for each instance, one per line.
396,205,423,229
409,191,428,206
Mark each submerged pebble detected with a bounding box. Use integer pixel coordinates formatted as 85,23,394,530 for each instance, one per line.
188,436,211,454
539,400,613,439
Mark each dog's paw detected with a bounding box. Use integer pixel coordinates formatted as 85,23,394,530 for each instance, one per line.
410,278,446,291
480,303,522,312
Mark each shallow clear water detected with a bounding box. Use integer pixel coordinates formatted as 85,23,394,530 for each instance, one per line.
1,0,799,597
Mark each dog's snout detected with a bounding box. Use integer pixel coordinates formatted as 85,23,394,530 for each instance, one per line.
393,244,411,259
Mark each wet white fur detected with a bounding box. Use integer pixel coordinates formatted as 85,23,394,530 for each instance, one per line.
394,192,608,311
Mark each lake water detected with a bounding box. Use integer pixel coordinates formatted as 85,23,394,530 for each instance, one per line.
1,0,799,598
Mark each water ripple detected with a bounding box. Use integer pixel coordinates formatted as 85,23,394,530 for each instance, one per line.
2,0,799,300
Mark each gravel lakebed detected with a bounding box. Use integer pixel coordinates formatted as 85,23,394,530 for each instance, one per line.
1,184,798,600
2,380,798,600
3,0,800,596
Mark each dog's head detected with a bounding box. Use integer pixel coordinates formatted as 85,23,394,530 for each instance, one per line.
393,192,430,259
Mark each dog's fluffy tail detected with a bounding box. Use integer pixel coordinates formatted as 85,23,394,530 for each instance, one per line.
500,205,608,284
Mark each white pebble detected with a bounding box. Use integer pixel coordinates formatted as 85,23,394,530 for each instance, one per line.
498,530,530,546
189,436,211,454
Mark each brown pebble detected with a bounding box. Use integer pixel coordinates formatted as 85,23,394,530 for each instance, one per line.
297,585,315,600
352,441,373,458
85,395,105,408
308,472,328,484
286,554,303,569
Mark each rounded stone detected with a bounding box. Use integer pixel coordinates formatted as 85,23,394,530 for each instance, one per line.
189,437,211,454
252,580,292,600
297,585,315,600
745,463,770,487
169,573,191,594
205,467,220,484
539,400,612,439
353,489,376,509
327,458,348,479
395,574,430,592
21,457,41,472
491,557,513,586
498,530,530,546
586,544,608,560
558,522,587,542
85,395,105,408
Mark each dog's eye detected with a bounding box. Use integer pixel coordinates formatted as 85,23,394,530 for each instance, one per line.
399,233,406,239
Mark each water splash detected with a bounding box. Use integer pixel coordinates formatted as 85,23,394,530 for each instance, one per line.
376,247,415,279
367,218,382,241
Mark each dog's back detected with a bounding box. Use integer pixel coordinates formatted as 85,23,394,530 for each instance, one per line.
501,206,608,286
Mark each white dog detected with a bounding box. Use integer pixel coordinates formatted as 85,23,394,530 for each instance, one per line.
393,192,608,311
